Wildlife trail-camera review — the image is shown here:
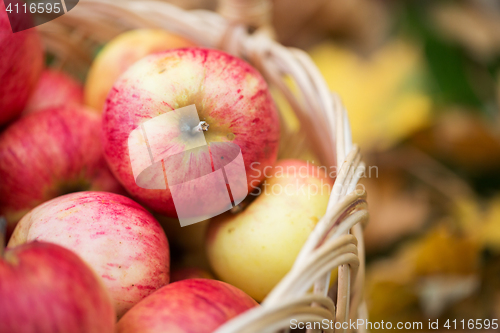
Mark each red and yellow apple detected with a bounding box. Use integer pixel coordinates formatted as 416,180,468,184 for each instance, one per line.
0,0,44,125
85,28,195,112
0,105,123,234
0,241,115,332
24,68,84,114
116,279,258,333
8,191,170,317
102,48,280,220
206,159,333,301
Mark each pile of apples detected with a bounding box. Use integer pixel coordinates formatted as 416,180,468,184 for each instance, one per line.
0,3,333,332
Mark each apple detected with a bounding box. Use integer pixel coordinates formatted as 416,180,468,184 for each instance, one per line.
8,191,170,318
102,48,280,221
0,105,124,235
0,241,115,332
85,28,195,112
170,267,214,282
24,68,84,114
0,0,44,126
116,279,258,333
206,159,334,301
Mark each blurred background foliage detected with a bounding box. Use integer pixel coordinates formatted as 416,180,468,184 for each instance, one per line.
277,0,500,328
169,0,500,328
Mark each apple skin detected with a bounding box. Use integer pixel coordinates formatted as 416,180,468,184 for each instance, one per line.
206,159,334,301
24,69,84,114
8,191,170,318
102,47,280,218
116,279,258,333
0,0,44,126
0,105,124,235
85,29,195,112
0,241,115,333
170,267,214,282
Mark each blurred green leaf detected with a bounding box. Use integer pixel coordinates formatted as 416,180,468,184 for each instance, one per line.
399,1,499,111
424,35,482,107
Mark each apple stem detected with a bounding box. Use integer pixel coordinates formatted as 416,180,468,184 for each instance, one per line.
192,121,209,133
0,217,6,257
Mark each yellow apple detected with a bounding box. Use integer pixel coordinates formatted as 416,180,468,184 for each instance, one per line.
85,29,195,112
206,159,334,301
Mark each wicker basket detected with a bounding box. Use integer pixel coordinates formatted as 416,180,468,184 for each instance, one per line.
39,0,369,332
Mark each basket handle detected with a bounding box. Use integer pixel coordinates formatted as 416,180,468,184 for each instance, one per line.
217,0,272,28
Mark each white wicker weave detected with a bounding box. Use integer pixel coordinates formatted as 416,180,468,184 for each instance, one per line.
39,0,368,332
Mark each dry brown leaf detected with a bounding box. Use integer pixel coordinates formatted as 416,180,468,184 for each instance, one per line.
362,171,430,252
431,2,500,62
272,0,389,50
411,110,500,173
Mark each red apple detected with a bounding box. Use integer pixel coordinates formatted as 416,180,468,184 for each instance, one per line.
116,279,258,333
0,0,44,126
0,105,124,234
102,48,280,222
24,68,84,114
0,241,115,332
8,191,170,318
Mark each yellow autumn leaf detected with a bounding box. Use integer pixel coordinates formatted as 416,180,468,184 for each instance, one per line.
451,195,500,253
497,70,500,112
309,40,433,151
405,225,480,276
366,256,421,323
452,197,482,235
365,224,481,322
479,196,500,253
